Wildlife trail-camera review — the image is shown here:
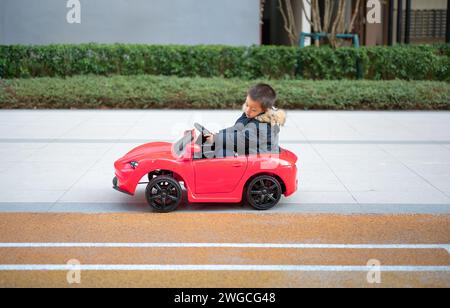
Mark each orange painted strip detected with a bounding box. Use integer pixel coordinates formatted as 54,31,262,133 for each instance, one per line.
0,247,449,266
0,213,448,244
1,271,449,288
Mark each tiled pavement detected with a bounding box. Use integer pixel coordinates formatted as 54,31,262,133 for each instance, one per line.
0,110,449,214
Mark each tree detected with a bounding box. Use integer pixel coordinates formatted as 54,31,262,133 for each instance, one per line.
278,0,363,48
278,0,300,46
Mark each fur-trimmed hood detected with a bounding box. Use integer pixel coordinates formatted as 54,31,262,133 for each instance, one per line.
242,104,287,127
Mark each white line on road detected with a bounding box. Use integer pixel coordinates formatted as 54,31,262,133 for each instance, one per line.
0,264,449,272
0,242,449,253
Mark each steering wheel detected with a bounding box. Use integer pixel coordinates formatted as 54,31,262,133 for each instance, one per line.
194,123,213,136
194,123,216,158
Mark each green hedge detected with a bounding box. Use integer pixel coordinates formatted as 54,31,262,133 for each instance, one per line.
1,75,449,110
0,44,449,81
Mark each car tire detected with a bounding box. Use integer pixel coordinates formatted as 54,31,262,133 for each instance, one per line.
245,175,282,211
145,175,182,213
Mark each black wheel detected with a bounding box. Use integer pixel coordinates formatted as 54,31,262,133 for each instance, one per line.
245,176,282,211
146,176,182,213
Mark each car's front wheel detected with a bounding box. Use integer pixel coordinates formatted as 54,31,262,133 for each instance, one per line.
245,175,282,211
145,176,182,213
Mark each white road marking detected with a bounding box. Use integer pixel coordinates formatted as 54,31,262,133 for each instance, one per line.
0,264,449,272
0,242,449,253
1,243,448,272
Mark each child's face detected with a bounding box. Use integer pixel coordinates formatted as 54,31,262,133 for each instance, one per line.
244,96,265,119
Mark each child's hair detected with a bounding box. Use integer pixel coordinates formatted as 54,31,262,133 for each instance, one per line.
248,83,277,111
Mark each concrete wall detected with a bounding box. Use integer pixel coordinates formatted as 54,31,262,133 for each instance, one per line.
0,0,260,46
392,0,447,11
0,0,4,43
413,0,447,10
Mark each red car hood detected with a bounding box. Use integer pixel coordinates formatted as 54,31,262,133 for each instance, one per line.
119,142,174,162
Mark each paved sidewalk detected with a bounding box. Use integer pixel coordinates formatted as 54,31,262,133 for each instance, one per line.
0,110,449,214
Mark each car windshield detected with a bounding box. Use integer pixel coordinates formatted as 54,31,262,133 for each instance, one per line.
173,130,194,157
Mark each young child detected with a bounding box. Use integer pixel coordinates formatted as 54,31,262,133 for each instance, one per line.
206,83,286,157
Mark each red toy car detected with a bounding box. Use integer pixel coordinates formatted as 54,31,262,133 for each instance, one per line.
113,123,298,212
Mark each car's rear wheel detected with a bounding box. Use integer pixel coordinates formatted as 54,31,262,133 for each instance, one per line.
146,176,182,213
245,175,282,211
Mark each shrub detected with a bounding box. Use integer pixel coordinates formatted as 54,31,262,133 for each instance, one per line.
0,44,449,80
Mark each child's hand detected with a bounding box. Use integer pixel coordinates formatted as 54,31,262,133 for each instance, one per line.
205,134,215,144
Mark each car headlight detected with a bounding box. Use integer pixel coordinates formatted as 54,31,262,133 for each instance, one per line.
129,161,139,169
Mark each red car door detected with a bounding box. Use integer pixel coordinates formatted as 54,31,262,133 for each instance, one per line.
193,156,248,194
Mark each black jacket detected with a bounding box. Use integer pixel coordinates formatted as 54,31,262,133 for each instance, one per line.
213,105,286,157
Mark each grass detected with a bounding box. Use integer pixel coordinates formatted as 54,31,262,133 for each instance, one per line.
1,74,449,110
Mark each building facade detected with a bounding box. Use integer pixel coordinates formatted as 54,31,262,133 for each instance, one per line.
388,0,449,45
0,0,260,46
262,0,450,46
0,0,448,47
